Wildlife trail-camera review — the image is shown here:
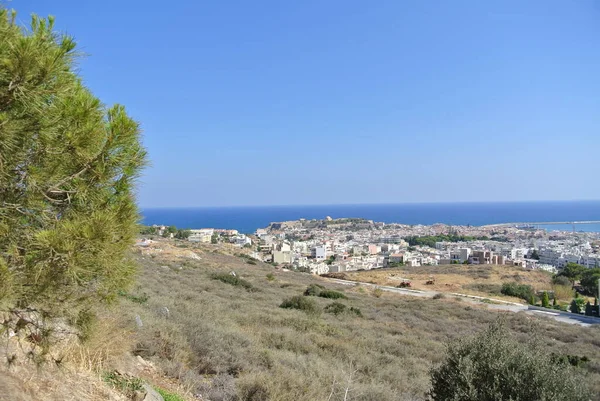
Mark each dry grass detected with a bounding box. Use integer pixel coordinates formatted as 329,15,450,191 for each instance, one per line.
344,264,555,302
117,249,600,401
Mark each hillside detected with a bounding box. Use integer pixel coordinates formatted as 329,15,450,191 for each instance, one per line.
116,241,600,400
3,240,600,400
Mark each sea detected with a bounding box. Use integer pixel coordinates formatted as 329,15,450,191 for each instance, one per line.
141,200,600,234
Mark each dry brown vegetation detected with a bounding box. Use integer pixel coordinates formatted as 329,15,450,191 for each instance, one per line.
117,246,600,400
3,241,598,400
343,264,557,302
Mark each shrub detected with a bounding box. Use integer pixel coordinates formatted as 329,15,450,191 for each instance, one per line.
552,275,572,287
372,288,384,298
541,291,550,308
570,299,582,314
432,293,445,300
102,371,143,397
304,284,325,296
211,273,254,291
501,282,535,301
324,302,347,315
349,306,363,317
324,302,362,317
155,387,186,401
430,320,591,400
118,290,150,304
553,284,574,301
266,273,275,281
246,259,257,265
303,284,347,299
279,296,320,315
318,289,347,299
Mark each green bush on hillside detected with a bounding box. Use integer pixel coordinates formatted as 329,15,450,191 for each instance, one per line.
501,282,535,301
324,302,362,317
211,273,255,291
304,284,347,299
430,320,591,400
155,387,186,401
279,296,320,315
304,284,325,296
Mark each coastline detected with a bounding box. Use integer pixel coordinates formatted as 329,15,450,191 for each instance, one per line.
141,201,600,233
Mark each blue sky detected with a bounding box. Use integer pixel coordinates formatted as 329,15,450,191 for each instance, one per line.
11,1,600,207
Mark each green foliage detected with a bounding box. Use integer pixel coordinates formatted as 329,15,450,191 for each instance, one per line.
266,273,275,281
552,275,572,286
405,234,490,248
210,233,218,244
429,320,591,401
140,225,156,235
551,353,590,368
570,299,581,314
541,291,550,308
558,263,586,284
324,301,347,315
118,290,149,304
155,387,186,401
501,282,535,301
324,302,362,317
303,284,347,299
530,249,540,260
529,295,536,305
318,289,347,299
303,284,325,296
279,296,320,315
211,273,254,291
580,268,600,295
102,371,144,396
175,229,191,239
387,261,404,268
74,309,97,342
0,10,147,315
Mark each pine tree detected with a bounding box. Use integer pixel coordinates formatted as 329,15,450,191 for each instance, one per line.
541,291,549,308
570,300,580,314
0,10,146,317
552,297,557,307
529,295,536,305
585,302,593,316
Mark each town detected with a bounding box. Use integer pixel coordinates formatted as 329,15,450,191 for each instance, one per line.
144,217,600,276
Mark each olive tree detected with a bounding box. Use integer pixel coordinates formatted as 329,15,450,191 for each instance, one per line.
0,10,146,325
429,320,590,400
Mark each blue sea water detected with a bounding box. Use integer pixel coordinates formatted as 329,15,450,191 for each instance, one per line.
141,201,600,234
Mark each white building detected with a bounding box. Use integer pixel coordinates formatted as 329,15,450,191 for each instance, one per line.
450,248,471,263
189,229,214,243
312,246,327,261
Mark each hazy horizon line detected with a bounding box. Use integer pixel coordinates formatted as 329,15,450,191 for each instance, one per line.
139,199,600,210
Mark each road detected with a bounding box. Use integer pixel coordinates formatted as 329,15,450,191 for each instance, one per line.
323,277,599,326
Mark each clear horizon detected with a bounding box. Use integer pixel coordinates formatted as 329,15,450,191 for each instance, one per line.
14,1,600,208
